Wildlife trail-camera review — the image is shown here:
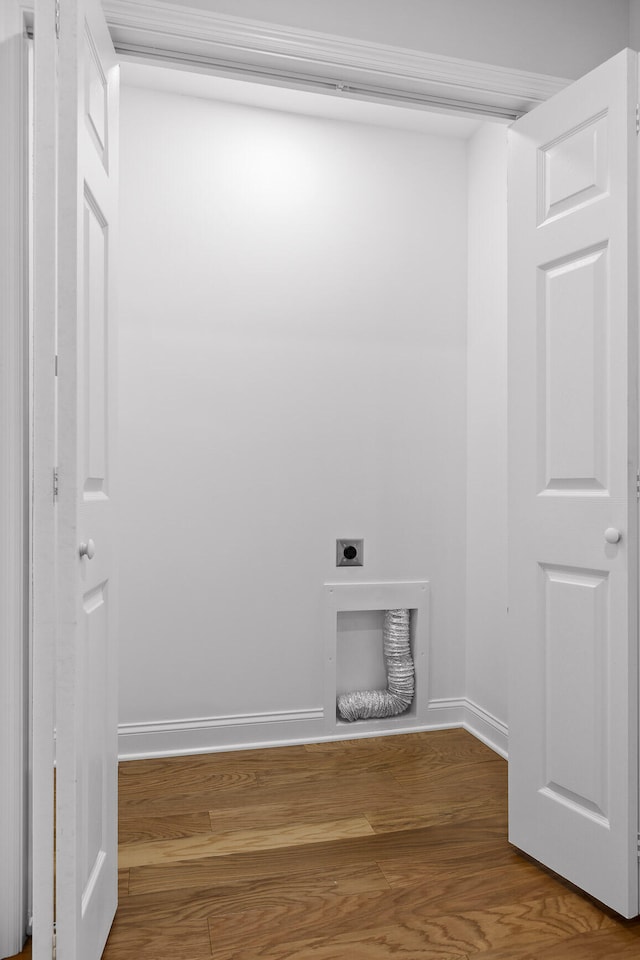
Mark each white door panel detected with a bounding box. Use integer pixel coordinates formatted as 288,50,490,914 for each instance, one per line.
508,48,638,918
54,0,119,956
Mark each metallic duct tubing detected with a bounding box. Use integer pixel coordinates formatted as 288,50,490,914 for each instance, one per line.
337,609,414,721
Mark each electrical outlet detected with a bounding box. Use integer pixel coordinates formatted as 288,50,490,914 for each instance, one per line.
336,539,364,567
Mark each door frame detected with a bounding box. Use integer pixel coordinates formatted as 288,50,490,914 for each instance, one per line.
0,2,30,957
14,1,585,954
0,0,29,956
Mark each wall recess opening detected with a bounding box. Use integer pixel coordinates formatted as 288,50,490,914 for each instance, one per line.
323,580,429,736
337,608,415,721
336,538,363,567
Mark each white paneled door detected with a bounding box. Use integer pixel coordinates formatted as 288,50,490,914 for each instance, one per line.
57,0,119,954
508,49,639,917
33,0,119,957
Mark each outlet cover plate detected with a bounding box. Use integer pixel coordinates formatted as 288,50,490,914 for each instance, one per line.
336,539,364,567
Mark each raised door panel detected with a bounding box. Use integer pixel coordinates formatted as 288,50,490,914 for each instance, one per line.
80,583,109,910
84,26,108,166
539,112,608,224
83,189,109,497
538,244,609,493
540,564,608,820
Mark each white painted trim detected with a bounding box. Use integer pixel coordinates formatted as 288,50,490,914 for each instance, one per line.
426,696,467,727
120,707,324,737
0,3,29,956
323,581,430,738
463,699,509,759
31,0,58,957
102,0,569,118
118,697,508,762
118,708,324,760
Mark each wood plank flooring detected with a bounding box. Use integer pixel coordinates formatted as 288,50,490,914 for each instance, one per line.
10,728,640,958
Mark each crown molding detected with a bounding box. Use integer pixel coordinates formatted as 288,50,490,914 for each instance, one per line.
102,0,569,117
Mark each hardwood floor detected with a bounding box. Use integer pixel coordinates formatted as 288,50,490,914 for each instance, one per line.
10,728,640,958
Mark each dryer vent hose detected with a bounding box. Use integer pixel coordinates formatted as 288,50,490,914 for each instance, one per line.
336,608,414,722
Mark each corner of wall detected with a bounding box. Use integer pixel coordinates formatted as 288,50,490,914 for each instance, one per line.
463,699,508,759
465,121,509,738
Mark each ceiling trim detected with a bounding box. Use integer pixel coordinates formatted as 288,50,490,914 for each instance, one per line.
102,0,570,118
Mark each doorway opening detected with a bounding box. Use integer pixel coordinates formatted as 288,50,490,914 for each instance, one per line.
20,18,640,958
115,58,509,762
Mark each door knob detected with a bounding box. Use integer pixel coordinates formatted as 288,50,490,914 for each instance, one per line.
604,527,621,544
79,539,96,559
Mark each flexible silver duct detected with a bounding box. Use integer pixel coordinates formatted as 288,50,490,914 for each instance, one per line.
336,609,414,721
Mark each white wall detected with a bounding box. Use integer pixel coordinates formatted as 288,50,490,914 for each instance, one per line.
630,0,640,49
465,123,508,733
118,84,469,754
160,0,630,81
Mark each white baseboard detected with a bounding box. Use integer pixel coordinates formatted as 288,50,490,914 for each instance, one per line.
118,708,326,760
118,697,507,761
463,699,509,759
425,696,467,728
